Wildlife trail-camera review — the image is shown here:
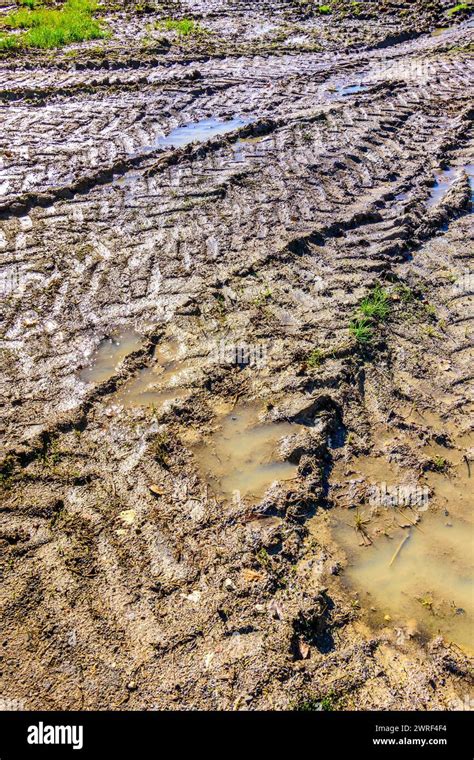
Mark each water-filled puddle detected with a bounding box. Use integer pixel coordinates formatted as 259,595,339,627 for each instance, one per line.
326,82,370,101
79,329,142,385
340,83,369,96
425,163,474,207
334,510,473,650
426,164,474,207
149,116,253,151
395,191,408,201
326,440,474,652
426,167,459,206
193,405,302,501
114,340,192,411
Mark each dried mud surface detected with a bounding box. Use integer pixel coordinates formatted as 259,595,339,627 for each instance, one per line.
1,0,473,710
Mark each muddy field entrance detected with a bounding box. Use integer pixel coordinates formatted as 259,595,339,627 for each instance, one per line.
0,0,473,711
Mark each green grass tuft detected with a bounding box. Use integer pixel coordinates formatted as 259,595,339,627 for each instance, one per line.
349,317,373,344
447,3,470,16
431,455,448,472
349,284,391,344
0,34,19,50
155,18,209,37
0,0,107,50
18,0,41,8
307,348,325,368
293,691,338,711
359,284,390,321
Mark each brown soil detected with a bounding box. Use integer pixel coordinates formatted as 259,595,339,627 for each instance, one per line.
0,0,473,711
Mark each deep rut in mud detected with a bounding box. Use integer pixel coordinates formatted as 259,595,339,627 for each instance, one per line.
0,1,473,711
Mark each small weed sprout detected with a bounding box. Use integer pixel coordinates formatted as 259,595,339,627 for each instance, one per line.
354,509,370,532
155,18,209,38
0,455,17,489
395,284,416,302
349,317,373,344
253,286,272,308
307,348,325,368
293,691,338,711
431,455,448,472
256,547,270,566
417,595,434,612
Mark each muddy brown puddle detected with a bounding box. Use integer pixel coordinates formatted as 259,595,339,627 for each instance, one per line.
79,329,143,385
324,438,474,652
193,405,302,502
114,340,193,411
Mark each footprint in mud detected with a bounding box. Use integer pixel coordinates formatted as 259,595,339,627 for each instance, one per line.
193,405,302,502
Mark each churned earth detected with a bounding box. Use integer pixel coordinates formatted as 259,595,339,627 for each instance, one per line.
0,0,473,710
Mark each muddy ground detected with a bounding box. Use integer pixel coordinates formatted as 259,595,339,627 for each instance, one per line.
1,0,473,710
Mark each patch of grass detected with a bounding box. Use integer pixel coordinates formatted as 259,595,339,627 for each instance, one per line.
0,455,17,489
292,696,321,711
349,317,373,344
0,34,19,50
447,3,470,17
395,284,416,302
293,691,338,711
0,0,107,50
315,4,332,14
349,284,391,345
41,438,61,468
423,324,441,338
256,547,270,566
307,348,325,368
349,1,363,15
359,284,390,322
155,18,209,37
213,291,226,315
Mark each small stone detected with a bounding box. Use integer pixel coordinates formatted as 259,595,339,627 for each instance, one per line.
224,578,236,591
384,614,392,622
119,509,136,526
127,681,137,691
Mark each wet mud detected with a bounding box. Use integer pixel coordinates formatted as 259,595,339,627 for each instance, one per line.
1,0,473,711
